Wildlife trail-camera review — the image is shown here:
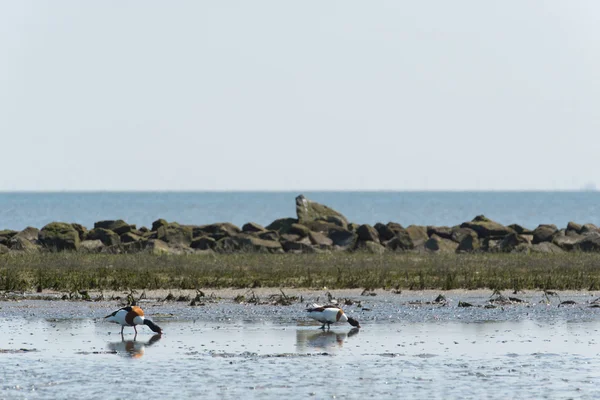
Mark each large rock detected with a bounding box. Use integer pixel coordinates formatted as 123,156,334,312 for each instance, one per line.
71,223,88,241
86,228,121,246
258,230,279,241
282,238,317,253
190,236,216,250
0,230,18,246
295,194,348,226
460,215,514,239
39,222,80,251
308,231,333,248
156,223,193,246
0,244,9,254
426,226,453,240
356,224,380,243
532,224,558,244
566,221,582,234
79,239,105,253
424,235,458,253
145,239,172,255
151,219,169,231
265,218,297,235
496,233,528,253
531,242,564,253
579,223,600,235
215,235,282,253
406,225,428,246
574,233,600,252
456,234,480,253
451,227,478,244
553,232,583,251
289,223,310,237
94,220,134,235
354,240,386,254
303,220,342,233
507,224,532,235
192,223,241,240
9,236,39,252
328,227,357,248
242,222,265,233
12,227,40,243
383,235,414,251
120,232,142,244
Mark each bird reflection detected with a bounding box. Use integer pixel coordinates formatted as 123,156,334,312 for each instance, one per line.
296,328,359,352
107,334,162,358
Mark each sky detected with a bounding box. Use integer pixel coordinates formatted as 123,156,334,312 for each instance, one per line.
1,1,599,191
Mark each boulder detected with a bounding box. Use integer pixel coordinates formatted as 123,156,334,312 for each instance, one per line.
79,239,105,253
0,244,9,254
242,222,265,233
356,224,380,243
280,233,302,242
354,240,386,254
156,223,193,246
86,228,121,246
192,223,241,240
496,233,528,253
347,223,360,232
145,239,172,255
507,224,532,235
553,233,583,251
328,227,357,248
531,242,564,254
460,215,514,239
0,230,18,246
566,221,582,234
265,218,297,235
532,224,558,244
215,235,282,253
295,194,348,226
258,230,279,241
120,232,142,244
319,215,348,229
282,239,317,253
579,223,600,235
151,219,169,231
303,220,342,233
374,223,395,242
456,234,480,253
70,223,88,241
94,220,134,235
406,225,428,246
39,222,80,251
289,223,310,237
574,233,600,252
308,231,333,248
451,227,478,244
383,236,414,251
190,236,216,250
11,227,40,243
424,235,458,253
9,236,39,252
426,226,453,240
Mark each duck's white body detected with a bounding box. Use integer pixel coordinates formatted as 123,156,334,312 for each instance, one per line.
306,304,360,329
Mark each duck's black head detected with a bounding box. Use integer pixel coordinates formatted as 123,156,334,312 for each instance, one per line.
143,319,163,334
347,317,360,328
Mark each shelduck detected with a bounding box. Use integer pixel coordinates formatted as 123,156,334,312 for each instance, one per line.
306,304,360,330
104,306,162,335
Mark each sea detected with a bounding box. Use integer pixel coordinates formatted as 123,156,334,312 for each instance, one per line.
0,191,599,231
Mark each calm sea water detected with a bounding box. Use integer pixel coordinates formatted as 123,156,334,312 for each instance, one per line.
0,191,599,231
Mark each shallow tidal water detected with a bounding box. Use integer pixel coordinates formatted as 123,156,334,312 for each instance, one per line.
2,291,600,399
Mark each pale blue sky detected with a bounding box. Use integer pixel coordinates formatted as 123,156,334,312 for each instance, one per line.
1,1,599,191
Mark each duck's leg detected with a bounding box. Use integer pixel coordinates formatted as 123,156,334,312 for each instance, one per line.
320,323,326,330
327,323,331,331
134,325,138,334
120,326,124,335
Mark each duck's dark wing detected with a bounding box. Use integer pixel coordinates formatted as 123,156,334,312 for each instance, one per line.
104,306,132,318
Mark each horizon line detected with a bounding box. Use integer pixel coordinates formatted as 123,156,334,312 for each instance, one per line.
0,189,598,194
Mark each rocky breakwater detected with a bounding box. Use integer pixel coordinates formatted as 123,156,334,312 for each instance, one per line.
1,194,600,255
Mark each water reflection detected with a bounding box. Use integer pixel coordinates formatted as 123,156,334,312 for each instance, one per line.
107,334,162,358
296,328,359,352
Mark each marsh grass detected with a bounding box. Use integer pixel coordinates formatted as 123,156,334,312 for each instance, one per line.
2,252,600,292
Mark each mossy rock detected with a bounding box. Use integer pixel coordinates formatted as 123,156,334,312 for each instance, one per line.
496,233,528,253
456,235,480,253
86,228,121,246
151,219,169,231
193,223,241,240
71,223,88,241
0,244,9,254
328,227,357,248
258,230,279,241
289,223,311,237
383,235,414,251
295,194,348,226
0,230,18,246
426,226,453,240
145,239,172,255
191,236,216,250
507,224,532,235
242,222,265,233
8,236,39,252
532,224,558,244
39,222,80,251
157,223,193,246
460,215,514,239
215,235,282,254
120,232,142,244
357,224,380,243
94,220,134,235
354,240,386,254
406,225,428,246
424,235,458,253
451,227,478,244
553,233,582,251
303,220,341,233
574,233,600,252
265,218,297,235
308,231,333,248
79,240,105,253
282,240,317,253
580,223,600,235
